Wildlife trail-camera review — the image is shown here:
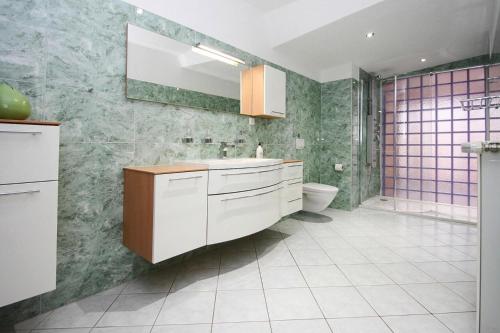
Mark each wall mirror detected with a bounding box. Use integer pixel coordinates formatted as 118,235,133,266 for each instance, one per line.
126,24,248,113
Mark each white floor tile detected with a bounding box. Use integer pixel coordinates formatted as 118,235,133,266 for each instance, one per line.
92,327,152,333
328,317,392,333
383,314,452,333
284,233,321,250
450,261,478,278
182,250,220,270
213,290,268,323
97,293,165,327
257,247,296,267
359,247,405,263
271,319,332,333
392,247,441,262
155,291,215,325
315,236,352,249
171,268,219,292
453,246,479,259
311,287,376,318
324,248,370,264
39,295,117,329
421,247,475,261
376,263,434,284
260,266,307,289
220,251,257,268
265,288,323,320
401,283,475,313
357,285,428,316
290,249,333,265
414,262,474,282
435,312,476,333
299,265,351,287
443,282,477,305
217,266,262,291
33,329,91,333
122,269,177,294
339,264,393,286
151,324,211,333
212,321,271,333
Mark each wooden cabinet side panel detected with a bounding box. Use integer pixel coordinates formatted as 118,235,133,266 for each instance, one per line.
251,65,265,116
123,170,154,261
240,68,254,116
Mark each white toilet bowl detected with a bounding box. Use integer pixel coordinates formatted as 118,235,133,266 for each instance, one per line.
302,183,339,213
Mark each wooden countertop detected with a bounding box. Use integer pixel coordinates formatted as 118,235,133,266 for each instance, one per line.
0,119,61,126
283,159,303,164
124,163,209,175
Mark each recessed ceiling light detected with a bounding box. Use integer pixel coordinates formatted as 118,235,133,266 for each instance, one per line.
136,8,143,15
421,58,427,62
366,32,375,38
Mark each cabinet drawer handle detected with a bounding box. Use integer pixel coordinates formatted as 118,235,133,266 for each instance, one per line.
221,188,279,202
0,130,42,135
221,167,281,176
288,198,302,203
288,181,302,186
0,189,40,196
168,175,203,181
271,110,285,114
287,165,302,168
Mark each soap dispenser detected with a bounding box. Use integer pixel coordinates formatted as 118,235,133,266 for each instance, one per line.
256,142,264,159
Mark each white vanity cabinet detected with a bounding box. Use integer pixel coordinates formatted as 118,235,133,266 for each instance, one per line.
281,161,303,216
123,159,303,264
0,120,60,308
123,166,208,264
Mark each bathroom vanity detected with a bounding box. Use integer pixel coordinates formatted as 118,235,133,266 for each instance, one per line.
123,159,303,263
0,120,60,307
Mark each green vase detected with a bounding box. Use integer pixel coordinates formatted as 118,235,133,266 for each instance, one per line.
0,83,32,120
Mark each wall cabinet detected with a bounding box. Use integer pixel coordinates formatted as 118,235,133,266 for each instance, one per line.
241,64,286,118
0,121,60,307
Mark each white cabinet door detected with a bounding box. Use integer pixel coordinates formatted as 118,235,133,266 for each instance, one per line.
264,65,286,118
153,171,208,263
284,162,303,180
0,124,59,184
207,184,281,244
0,181,57,307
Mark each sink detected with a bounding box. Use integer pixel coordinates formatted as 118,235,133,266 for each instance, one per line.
183,158,283,169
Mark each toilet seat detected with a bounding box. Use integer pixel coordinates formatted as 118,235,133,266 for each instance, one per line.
303,183,338,193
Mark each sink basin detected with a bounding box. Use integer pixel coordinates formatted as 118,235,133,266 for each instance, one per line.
183,158,283,169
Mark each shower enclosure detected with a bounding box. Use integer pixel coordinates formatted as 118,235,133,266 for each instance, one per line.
362,63,500,223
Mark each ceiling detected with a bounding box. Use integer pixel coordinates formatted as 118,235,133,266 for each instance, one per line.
123,0,500,81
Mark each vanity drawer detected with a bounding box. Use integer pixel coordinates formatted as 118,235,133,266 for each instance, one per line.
208,164,283,194
284,162,303,180
207,184,281,244
286,198,303,215
0,181,58,307
286,179,303,201
0,124,59,184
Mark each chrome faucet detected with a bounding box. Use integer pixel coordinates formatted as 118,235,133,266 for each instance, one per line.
219,142,235,159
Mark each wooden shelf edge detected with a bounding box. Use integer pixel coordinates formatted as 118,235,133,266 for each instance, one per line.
0,119,61,126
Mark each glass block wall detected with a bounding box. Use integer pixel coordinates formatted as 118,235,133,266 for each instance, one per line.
382,64,500,206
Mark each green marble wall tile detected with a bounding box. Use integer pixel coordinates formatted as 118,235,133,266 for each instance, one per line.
320,79,353,210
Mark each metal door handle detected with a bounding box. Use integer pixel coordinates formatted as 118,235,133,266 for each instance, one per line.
221,188,279,202
168,175,203,181
0,189,40,196
0,130,42,135
221,167,281,176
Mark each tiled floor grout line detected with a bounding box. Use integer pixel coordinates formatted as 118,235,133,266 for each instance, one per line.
209,248,222,333
253,234,274,333
148,268,181,333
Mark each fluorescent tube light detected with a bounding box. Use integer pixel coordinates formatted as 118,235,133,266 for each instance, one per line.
192,44,245,66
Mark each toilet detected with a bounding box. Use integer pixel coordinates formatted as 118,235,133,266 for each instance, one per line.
302,183,339,213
